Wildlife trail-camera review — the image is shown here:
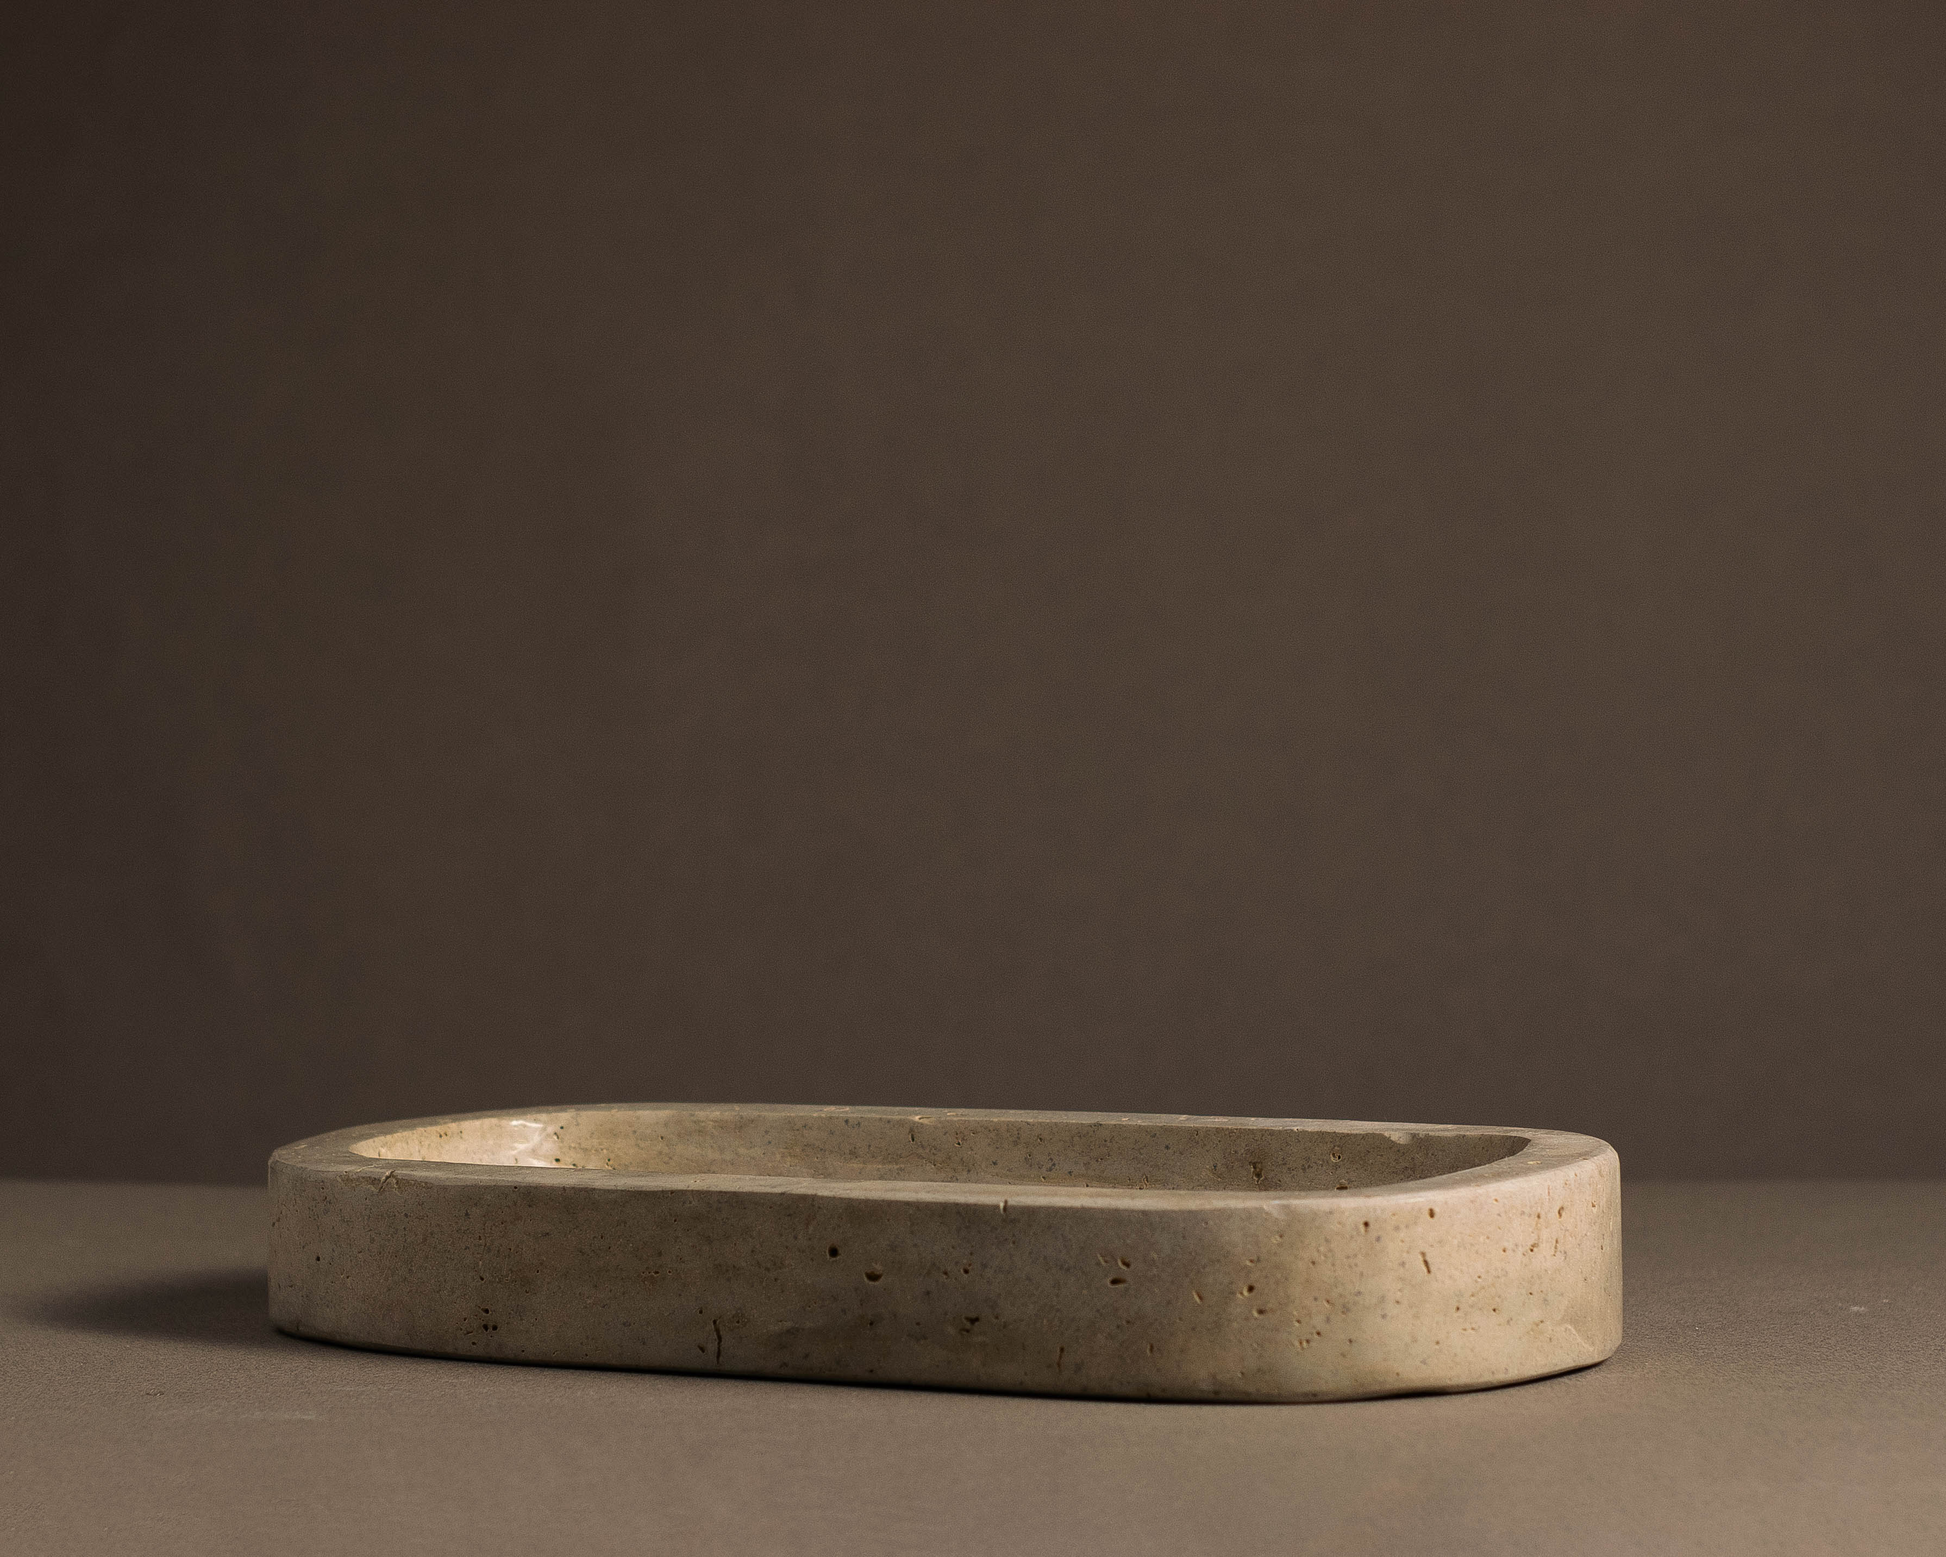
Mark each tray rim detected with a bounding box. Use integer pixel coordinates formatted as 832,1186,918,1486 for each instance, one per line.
272,1103,1615,1212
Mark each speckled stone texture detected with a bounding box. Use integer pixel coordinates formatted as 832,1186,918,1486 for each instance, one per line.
269,1105,1621,1401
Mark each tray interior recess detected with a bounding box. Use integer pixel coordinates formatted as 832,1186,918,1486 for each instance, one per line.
349,1108,1528,1192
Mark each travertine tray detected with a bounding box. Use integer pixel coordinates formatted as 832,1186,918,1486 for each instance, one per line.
269,1105,1621,1401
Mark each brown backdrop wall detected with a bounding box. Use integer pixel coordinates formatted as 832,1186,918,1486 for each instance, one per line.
4,2,1943,1183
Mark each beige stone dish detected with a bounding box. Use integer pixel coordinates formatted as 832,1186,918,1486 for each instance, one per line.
269,1104,1621,1402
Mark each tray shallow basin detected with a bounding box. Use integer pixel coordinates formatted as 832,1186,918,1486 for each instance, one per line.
269,1104,1621,1402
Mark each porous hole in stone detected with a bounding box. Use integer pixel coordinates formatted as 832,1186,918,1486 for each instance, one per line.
1108,1276,1127,1286
828,1246,840,1258
865,1269,884,1282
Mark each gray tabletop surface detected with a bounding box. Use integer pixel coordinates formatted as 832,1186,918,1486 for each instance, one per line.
3,1178,1940,1555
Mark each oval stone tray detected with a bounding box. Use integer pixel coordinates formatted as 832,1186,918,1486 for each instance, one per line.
269,1104,1621,1402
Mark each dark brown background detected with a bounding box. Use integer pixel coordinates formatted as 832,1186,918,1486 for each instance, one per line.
4,2,1942,1184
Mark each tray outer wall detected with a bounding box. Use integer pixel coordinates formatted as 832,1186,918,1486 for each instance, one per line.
268,1108,1622,1402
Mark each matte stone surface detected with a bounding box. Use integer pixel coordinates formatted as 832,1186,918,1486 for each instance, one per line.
5,1179,1940,1555
269,1106,1621,1400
